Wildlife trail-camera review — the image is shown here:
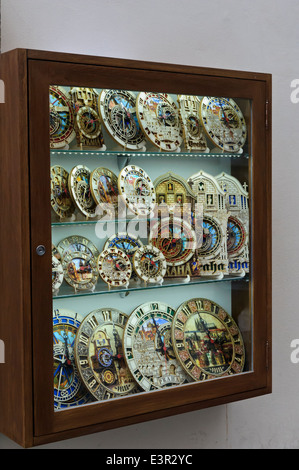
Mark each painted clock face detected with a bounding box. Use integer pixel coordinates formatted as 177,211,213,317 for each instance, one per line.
52,255,64,293
99,89,146,149
200,97,247,152
62,250,98,291
124,301,189,390
53,309,91,409
75,308,138,400
90,167,119,208
97,247,132,287
172,298,245,381
150,217,196,266
227,216,246,255
68,165,97,218
118,165,156,216
57,235,99,260
137,92,183,151
49,86,76,149
133,245,166,284
197,216,222,257
50,165,75,219
177,95,208,151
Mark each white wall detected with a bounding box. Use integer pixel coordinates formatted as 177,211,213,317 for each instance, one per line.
1,0,299,449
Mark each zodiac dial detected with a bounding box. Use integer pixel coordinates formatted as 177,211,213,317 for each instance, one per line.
150,217,196,266
99,89,146,149
75,308,139,401
49,86,75,149
53,309,92,409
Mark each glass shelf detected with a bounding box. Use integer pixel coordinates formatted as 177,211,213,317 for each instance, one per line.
53,273,249,300
50,148,250,160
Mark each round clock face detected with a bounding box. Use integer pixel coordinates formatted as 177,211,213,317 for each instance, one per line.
197,216,222,257
76,105,103,140
137,92,183,151
103,232,143,259
124,301,189,390
118,165,156,216
52,255,64,292
57,235,99,260
50,165,75,219
150,217,196,266
49,86,76,149
172,298,245,381
69,165,97,218
99,89,146,149
200,97,247,152
97,247,132,287
133,245,166,284
227,216,246,255
75,308,138,400
62,250,98,291
53,309,91,409
90,167,119,208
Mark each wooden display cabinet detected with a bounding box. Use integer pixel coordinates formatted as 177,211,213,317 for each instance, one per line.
0,49,272,448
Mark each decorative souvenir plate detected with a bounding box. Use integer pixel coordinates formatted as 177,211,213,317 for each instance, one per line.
99,89,146,149
118,164,156,216
49,86,76,149
53,308,91,409
124,301,189,390
75,308,139,400
200,97,247,152
50,165,75,219
136,92,183,151
172,298,245,381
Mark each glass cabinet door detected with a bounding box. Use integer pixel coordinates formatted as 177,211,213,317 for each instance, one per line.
49,86,252,411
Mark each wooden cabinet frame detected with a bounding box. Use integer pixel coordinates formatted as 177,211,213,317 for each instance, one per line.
0,49,272,448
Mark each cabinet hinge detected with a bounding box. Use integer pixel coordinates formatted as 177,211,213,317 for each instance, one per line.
265,100,269,130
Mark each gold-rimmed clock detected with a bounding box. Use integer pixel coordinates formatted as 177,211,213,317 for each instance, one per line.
49,86,76,149
177,94,208,151
136,92,183,151
68,165,98,218
50,165,75,220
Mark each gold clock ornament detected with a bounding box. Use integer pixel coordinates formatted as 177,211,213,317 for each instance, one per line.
90,167,119,216
97,247,132,288
75,308,139,401
118,164,156,216
177,95,208,152
50,165,75,219
57,235,100,261
49,86,76,149
132,244,166,285
52,255,64,293
68,165,97,218
61,250,98,292
124,301,189,391
70,87,105,149
200,97,247,153
172,298,245,381
136,92,183,151
150,217,196,267
99,89,146,150
53,308,92,409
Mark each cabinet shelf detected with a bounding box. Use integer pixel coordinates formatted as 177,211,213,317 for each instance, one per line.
50,148,250,160
53,273,249,300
